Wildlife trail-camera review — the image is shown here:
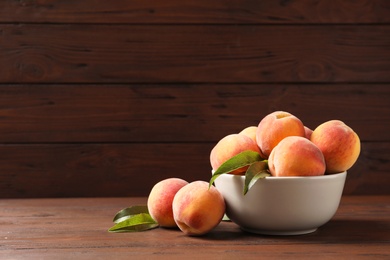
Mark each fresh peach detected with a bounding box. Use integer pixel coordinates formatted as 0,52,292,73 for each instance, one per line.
147,178,188,228
256,111,305,158
268,136,326,177
304,126,313,139
172,181,225,236
239,126,257,143
210,133,262,175
310,120,360,174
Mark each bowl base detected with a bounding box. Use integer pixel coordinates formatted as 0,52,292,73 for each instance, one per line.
241,227,318,236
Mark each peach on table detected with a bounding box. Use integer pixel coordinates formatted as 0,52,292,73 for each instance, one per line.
172,181,226,236
147,178,188,228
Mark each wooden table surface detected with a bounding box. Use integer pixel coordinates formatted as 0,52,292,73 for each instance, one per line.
1,196,389,259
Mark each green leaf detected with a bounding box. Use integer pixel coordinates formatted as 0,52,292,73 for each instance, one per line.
108,213,159,233
209,150,262,188
112,205,150,223
243,160,271,195
109,205,159,233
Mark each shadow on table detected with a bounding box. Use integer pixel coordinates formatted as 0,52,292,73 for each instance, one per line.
198,219,389,243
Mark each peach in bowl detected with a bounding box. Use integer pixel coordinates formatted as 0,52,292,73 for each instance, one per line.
214,171,347,235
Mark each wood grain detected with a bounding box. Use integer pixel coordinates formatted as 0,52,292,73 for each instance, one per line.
1,25,389,83
0,0,389,24
0,196,389,259
0,84,388,143
0,1,389,198
0,142,387,198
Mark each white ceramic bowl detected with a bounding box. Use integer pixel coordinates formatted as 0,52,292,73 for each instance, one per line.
214,171,347,235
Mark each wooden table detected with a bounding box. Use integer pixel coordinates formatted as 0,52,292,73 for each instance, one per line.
1,196,389,259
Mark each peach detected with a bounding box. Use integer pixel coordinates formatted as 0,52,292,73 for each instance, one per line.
310,120,360,174
239,126,257,143
210,133,262,175
256,111,305,158
147,178,188,228
304,126,313,139
172,181,225,236
268,136,326,177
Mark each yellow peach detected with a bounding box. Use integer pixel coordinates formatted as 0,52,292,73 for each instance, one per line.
172,181,225,236
304,126,313,139
147,178,188,228
239,126,257,143
268,136,326,177
256,111,305,158
310,120,360,174
210,133,261,175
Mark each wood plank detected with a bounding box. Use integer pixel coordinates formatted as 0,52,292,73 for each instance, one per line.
0,84,388,143
1,25,390,83
0,0,389,24
0,142,388,198
0,196,389,259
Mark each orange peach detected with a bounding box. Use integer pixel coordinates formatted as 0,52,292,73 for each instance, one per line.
210,133,262,175
310,120,360,174
256,111,305,158
172,181,225,236
147,178,188,228
268,136,326,177
304,126,313,139
239,126,257,143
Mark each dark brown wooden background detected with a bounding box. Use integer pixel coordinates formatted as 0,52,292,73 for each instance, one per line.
0,0,389,198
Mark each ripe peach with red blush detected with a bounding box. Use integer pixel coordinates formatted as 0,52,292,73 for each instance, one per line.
210,133,262,175
304,126,313,139
172,181,225,236
147,178,188,228
268,136,326,177
310,120,360,174
256,111,305,158
239,126,257,143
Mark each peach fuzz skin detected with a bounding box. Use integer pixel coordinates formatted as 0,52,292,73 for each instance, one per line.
304,126,313,139
210,133,262,175
310,120,360,174
268,136,326,177
172,181,225,236
239,126,258,144
147,178,188,228
256,111,305,159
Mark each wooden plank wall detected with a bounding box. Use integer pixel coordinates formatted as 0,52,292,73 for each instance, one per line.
0,1,389,198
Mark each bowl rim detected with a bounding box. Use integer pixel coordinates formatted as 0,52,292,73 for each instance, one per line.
213,170,347,180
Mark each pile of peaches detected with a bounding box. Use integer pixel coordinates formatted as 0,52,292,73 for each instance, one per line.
211,110,361,177
146,111,361,236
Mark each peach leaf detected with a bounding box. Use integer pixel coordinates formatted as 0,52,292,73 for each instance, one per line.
243,161,270,195
209,150,262,188
108,213,158,233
